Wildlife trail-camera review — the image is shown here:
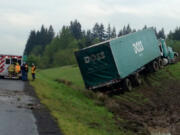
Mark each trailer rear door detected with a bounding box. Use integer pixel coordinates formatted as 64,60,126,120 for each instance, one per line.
75,42,119,89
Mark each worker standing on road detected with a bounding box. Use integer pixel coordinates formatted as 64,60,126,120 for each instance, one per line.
24,63,29,81
31,63,36,81
8,64,15,78
15,63,21,74
21,63,25,81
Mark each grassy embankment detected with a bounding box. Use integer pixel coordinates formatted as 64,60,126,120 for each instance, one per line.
30,61,180,135
30,65,133,135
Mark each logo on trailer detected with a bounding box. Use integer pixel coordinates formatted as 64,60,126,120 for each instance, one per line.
132,41,144,54
84,51,105,64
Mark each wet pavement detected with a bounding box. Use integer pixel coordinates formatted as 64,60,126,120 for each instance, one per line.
0,79,62,135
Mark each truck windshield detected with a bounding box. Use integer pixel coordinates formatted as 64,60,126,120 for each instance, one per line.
6,59,10,64
11,58,17,64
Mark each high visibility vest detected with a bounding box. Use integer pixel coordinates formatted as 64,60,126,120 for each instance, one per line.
15,65,21,73
31,66,36,74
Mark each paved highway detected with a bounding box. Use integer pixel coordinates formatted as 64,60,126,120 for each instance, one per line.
0,79,62,135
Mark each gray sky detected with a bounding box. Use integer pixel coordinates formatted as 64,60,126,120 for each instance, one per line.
0,0,180,55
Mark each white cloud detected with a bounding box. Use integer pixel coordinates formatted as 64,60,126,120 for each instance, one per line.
0,0,180,54
1,12,37,27
0,35,25,55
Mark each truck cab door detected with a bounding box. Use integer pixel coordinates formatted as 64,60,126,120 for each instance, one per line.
158,41,163,56
4,58,11,75
160,39,169,58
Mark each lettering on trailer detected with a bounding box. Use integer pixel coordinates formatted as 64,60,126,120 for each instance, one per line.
132,41,144,54
84,51,105,64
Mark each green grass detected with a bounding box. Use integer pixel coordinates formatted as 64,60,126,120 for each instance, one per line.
167,40,180,54
30,65,132,135
30,62,180,135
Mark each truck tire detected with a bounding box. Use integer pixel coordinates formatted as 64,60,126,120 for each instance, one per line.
133,73,142,86
123,78,133,91
152,61,159,72
158,58,164,69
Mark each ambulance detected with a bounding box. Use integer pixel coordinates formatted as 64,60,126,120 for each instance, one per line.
0,54,22,79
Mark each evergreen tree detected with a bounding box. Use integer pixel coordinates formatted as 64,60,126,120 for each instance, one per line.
92,23,105,42
107,24,111,40
85,30,93,46
24,30,36,55
92,23,100,39
168,27,180,40
99,23,105,41
122,26,126,35
48,25,55,43
111,27,116,38
24,25,55,56
143,25,147,30
126,24,132,34
70,20,82,40
168,30,173,39
157,28,166,39
132,29,136,33
118,30,123,37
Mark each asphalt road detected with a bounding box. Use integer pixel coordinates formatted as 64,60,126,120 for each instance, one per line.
0,79,62,135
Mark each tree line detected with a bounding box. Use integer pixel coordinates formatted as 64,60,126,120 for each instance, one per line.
24,20,179,68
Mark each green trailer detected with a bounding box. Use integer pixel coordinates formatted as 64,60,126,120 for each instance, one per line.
75,28,175,90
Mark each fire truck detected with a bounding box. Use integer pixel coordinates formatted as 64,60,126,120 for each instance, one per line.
0,54,22,79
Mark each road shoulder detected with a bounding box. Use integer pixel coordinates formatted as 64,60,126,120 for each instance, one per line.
24,82,63,135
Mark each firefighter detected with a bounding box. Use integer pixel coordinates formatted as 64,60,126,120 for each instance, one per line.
31,63,36,81
8,64,15,77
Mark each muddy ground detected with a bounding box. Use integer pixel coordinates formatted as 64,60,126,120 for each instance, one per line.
91,78,180,135
0,79,63,135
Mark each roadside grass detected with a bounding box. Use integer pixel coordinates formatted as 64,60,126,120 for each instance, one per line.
30,65,132,135
30,62,180,135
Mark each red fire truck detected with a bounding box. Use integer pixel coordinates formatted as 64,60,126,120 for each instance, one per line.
0,54,22,79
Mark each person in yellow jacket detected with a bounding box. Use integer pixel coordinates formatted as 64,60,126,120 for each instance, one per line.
8,64,15,77
31,63,36,81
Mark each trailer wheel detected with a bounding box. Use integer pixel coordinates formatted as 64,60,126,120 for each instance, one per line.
152,61,159,72
158,58,164,69
123,78,133,91
133,73,142,86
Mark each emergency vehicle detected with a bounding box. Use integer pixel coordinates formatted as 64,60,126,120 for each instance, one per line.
0,54,22,79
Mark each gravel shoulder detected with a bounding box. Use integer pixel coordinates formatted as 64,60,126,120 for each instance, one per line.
24,81,63,135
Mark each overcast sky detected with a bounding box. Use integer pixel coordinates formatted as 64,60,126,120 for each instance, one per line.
0,0,180,55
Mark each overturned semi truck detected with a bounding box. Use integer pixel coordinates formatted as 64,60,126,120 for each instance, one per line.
75,28,178,91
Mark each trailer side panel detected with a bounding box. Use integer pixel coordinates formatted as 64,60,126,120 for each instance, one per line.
110,28,161,78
